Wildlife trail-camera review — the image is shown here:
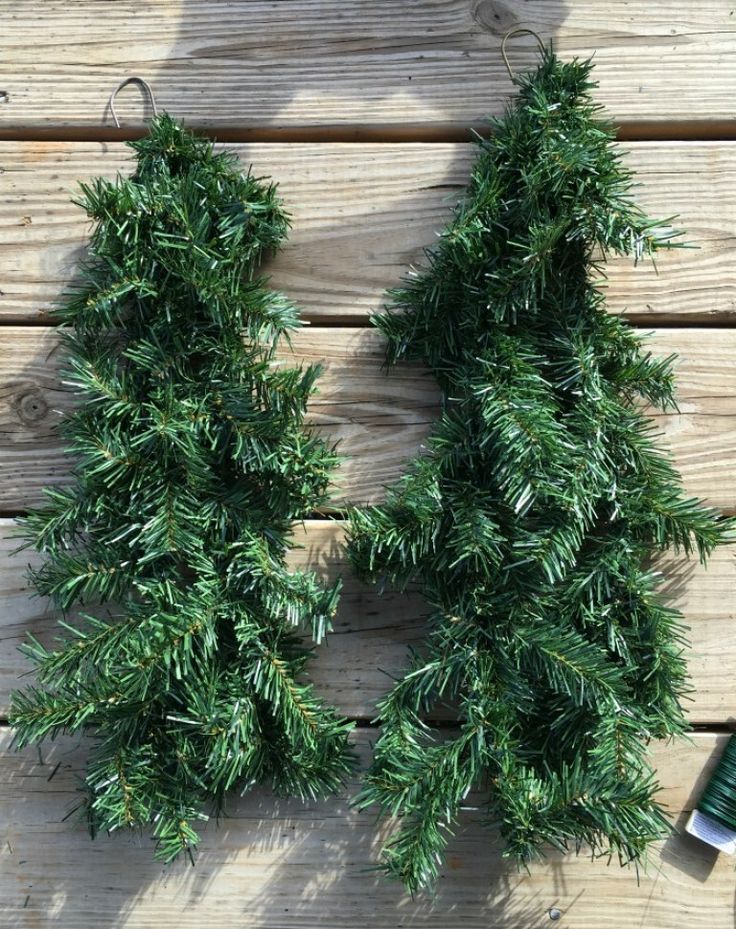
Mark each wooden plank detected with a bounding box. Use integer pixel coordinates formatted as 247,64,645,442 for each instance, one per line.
0,141,734,324
0,325,439,510
1,326,736,511
0,517,426,723
0,726,732,928
1,518,735,724
2,2,736,131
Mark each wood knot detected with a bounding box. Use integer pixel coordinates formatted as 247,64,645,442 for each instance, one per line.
472,0,519,36
12,387,48,425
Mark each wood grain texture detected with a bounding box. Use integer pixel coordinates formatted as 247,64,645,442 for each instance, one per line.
1,326,736,510
1,141,734,323
1,2,736,131
1,518,734,724
0,727,732,928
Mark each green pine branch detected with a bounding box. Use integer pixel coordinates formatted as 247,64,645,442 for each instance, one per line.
10,114,354,861
348,45,735,891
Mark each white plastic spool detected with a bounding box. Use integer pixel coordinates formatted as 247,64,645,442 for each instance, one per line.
685,808,736,855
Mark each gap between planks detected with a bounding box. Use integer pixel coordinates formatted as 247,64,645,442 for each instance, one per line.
1,121,736,145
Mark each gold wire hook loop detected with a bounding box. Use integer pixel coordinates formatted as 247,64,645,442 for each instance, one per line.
501,29,546,81
108,77,158,128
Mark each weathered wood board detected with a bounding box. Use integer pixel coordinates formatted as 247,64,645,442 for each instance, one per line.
0,727,732,928
1,518,734,723
1,326,736,510
1,141,735,323
2,2,736,131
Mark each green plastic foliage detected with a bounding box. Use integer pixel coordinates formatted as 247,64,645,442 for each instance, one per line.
348,48,733,892
10,116,353,863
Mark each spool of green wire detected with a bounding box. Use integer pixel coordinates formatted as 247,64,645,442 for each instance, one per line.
686,734,736,854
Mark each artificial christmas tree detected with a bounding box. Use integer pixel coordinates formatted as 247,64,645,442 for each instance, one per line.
10,115,353,862
348,45,733,892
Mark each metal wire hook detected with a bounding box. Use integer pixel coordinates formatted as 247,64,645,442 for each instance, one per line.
108,77,158,128
501,28,546,82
